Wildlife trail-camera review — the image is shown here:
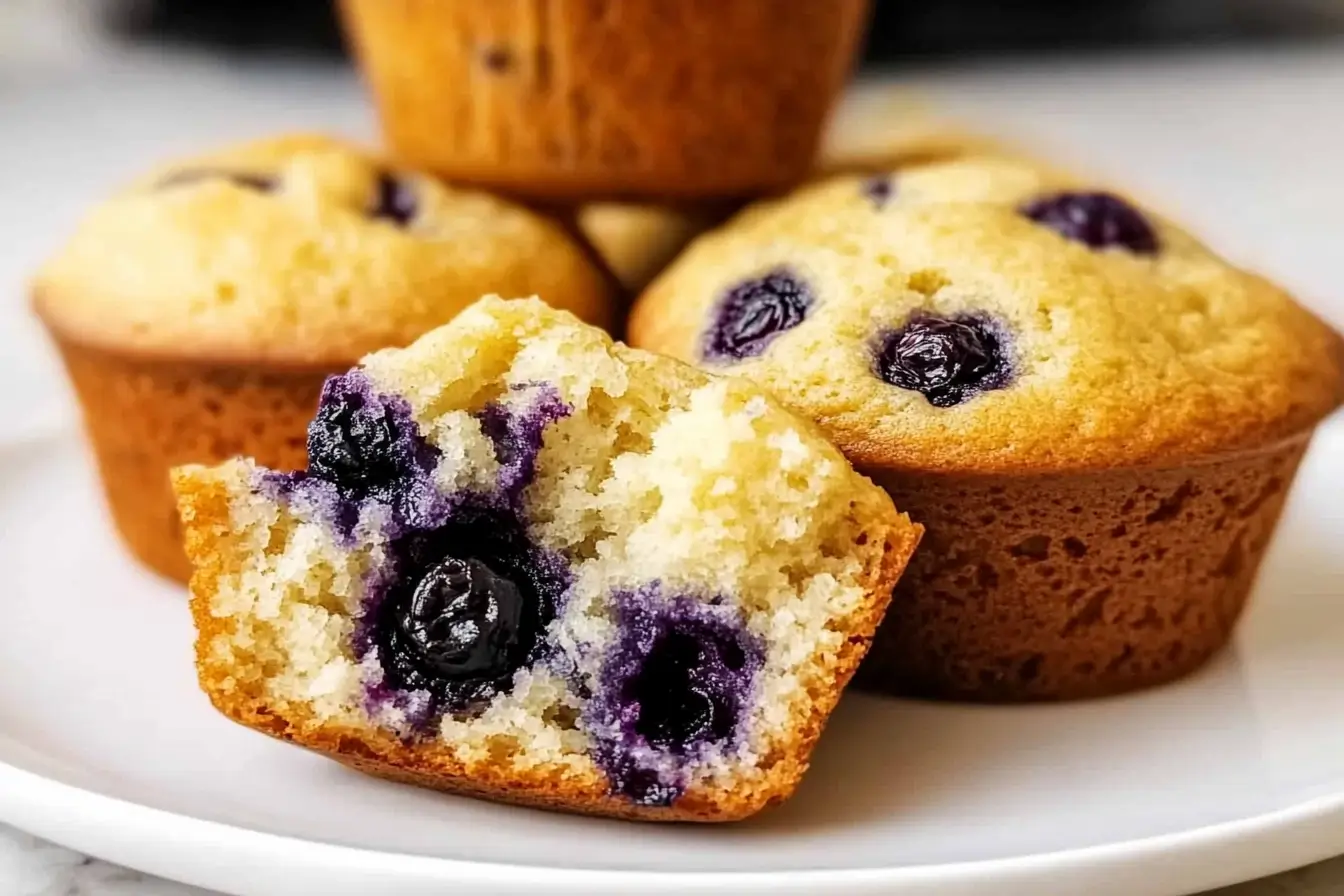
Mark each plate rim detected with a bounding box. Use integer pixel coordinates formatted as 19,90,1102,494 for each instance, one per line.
5,714,1344,895
7,752,1344,891
4,423,1344,895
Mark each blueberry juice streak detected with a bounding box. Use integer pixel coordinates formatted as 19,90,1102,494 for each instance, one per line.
588,586,763,806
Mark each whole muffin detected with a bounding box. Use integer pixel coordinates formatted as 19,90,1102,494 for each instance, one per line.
174,297,920,821
338,0,870,200
629,156,1344,702
32,134,614,583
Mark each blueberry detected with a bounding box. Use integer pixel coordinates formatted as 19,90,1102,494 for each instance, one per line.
158,169,275,193
307,388,402,492
701,269,813,362
1020,191,1158,254
369,172,417,226
876,313,1013,408
630,631,742,752
589,590,762,804
861,175,894,208
367,502,568,716
382,556,525,689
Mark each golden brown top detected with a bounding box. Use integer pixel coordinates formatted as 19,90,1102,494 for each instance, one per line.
630,156,1344,474
33,134,613,366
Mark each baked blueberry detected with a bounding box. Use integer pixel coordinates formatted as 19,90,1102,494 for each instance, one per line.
631,629,744,751
369,172,417,226
308,383,402,491
876,313,1013,408
590,589,762,805
369,501,568,716
1020,191,1158,255
702,269,813,362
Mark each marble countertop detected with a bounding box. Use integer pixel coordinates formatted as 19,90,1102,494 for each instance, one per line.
2,21,1343,896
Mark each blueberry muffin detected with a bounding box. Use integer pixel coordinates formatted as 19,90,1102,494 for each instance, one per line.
32,134,614,583
572,105,1007,298
630,156,1344,702
338,0,870,200
172,297,920,821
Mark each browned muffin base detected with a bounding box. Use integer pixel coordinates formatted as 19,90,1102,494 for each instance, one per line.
176,465,920,822
55,336,333,582
340,0,870,200
855,434,1311,702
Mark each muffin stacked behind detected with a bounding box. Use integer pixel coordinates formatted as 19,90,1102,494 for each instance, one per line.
33,134,614,581
339,0,871,201
630,155,1344,700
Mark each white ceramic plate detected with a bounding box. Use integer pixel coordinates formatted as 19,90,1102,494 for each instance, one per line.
1,423,1343,896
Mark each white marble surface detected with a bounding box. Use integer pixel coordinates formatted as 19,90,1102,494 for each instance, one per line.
2,21,1344,896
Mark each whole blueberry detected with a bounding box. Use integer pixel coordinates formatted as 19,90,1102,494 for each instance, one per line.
369,172,417,226
367,501,568,716
1020,191,1158,255
383,556,525,687
307,389,402,491
876,313,1013,407
701,269,813,362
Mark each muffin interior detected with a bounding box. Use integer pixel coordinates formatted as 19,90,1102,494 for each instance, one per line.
180,297,907,807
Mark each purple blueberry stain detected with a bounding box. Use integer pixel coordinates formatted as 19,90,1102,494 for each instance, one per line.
587,585,763,806
875,312,1014,408
1020,191,1158,255
369,172,418,226
474,384,572,500
861,174,895,208
701,268,813,363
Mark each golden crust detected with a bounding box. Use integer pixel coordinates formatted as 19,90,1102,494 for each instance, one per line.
52,336,327,582
32,134,614,366
629,156,1344,474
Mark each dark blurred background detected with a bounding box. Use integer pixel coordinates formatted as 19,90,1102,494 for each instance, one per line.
101,0,1344,60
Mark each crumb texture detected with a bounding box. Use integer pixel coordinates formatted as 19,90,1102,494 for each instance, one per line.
175,296,919,821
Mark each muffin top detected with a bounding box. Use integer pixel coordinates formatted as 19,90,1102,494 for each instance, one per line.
33,134,614,366
630,156,1344,474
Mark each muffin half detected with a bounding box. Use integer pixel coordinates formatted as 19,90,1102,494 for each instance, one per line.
174,297,919,820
